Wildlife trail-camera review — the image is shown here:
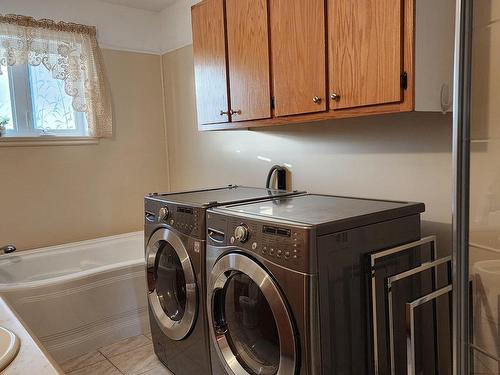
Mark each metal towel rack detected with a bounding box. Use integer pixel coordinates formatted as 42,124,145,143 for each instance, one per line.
369,235,453,375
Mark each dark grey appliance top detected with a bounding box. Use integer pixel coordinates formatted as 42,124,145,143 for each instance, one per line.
212,194,425,234
147,185,303,208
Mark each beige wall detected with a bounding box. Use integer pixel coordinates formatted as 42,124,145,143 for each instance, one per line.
162,45,453,247
1,44,455,251
0,49,169,250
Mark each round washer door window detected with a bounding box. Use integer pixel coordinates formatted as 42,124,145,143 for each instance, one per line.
155,241,186,322
223,272,280,374
146,228,197,341
209,253,297,375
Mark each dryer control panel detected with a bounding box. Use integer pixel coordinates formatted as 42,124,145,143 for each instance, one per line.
207,211,312,273
145,197,205,239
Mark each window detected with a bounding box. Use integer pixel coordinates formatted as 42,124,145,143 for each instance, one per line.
0,66,14,131
0,14,113,140
0,64,88,137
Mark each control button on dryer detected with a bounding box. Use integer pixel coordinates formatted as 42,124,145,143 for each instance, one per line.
234,225,249,243
158,207,169,222
252,242,258,250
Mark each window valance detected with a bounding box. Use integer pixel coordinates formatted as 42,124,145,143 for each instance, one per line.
0,14,113,137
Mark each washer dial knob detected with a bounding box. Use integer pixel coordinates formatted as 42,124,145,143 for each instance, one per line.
234,225,249,243
158,207,169,222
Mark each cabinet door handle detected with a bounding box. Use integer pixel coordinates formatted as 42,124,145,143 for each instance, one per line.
220,110,229,116
330,93,341,101
312,96,322,105
230,109,242,115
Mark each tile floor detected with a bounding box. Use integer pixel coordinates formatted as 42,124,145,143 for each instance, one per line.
59,333,173,375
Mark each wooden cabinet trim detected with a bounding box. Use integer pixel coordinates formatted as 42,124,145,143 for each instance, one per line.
193,0,415,131
199,102,412,131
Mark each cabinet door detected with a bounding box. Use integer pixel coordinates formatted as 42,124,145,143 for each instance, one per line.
328,0,403,110
192,0,230,125
270,0,327,117
226,0,271,122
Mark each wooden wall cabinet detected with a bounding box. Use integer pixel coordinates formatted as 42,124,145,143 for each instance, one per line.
270,0,327,117
192,0,450,131
328,0,403,110
226,0,271,122
191,0,230,125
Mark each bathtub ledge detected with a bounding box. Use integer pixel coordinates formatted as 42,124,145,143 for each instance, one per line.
0,296,62,374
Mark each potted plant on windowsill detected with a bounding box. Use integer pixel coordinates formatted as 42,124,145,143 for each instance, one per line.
0,116,9,137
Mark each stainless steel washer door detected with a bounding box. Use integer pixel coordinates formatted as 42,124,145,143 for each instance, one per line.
146,228,197,341
208,252,297,375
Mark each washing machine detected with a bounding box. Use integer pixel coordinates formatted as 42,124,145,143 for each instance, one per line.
205,194,425,375
144,186,303,375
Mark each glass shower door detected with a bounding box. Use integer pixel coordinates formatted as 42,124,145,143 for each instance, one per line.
466,0,500,373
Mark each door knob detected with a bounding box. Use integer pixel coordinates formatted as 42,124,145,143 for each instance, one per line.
330,93,341,101
312,96,322,104
220,110,229,116
230,109,242,115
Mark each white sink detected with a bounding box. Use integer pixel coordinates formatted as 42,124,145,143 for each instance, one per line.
0,327,20,371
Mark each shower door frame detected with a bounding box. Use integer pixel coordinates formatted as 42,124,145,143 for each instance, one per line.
452,0,473,374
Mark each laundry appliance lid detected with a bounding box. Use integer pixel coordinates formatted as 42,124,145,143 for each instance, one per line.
147,185,303,208
213,194,425,235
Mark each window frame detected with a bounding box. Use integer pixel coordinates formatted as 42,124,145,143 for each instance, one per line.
2,64,89,139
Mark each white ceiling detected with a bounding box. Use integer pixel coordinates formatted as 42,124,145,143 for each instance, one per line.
97,0,177,12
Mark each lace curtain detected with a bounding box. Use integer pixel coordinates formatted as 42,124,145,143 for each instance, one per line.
0,14,112,137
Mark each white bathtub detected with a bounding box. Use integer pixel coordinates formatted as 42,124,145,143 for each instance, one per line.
0,232,148,362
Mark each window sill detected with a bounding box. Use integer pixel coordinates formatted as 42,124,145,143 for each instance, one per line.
0,136,99,147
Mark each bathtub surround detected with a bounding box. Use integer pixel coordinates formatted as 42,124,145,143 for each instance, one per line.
0,232,147,361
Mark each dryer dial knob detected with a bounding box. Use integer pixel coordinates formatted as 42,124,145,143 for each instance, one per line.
234,225,249,243
158,207,169,222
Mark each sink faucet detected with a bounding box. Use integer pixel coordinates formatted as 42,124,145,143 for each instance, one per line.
0,245,16,255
